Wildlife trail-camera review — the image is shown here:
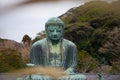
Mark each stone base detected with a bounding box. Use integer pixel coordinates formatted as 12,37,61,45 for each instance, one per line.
0,73,120,80
25,74,87,80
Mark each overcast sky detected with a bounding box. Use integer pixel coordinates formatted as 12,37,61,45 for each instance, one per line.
0,0,88,42
0,0,115,42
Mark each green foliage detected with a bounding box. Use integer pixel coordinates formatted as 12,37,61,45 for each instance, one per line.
0,38,8,42
32,36,41,44
22,34,31,45
0,48,25,73
78,50,99,73
110,61,120,74
0,38,4,42
32,31,46,44
0,60,13,72
61,0,120,66
99,28,120,66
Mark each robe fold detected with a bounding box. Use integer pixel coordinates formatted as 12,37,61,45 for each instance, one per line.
30,38,78,73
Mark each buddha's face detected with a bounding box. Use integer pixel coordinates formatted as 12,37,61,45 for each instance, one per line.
47,25,63,41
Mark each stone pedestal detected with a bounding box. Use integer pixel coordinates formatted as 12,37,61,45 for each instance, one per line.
25,74,87,80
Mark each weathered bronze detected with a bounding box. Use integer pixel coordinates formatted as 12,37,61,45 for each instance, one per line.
26,17,87,80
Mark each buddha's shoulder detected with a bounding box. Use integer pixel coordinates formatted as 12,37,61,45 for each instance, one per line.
63,39,76,47
32,38,46,47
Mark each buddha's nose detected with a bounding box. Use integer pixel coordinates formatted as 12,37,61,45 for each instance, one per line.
53,31,57,38
53,30,57,35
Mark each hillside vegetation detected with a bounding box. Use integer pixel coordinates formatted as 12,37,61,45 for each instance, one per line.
0,38,31,72
0,49,25,72
59,0,120,73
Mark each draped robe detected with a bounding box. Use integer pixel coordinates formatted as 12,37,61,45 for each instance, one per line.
30,38,78,73
26,38,87,80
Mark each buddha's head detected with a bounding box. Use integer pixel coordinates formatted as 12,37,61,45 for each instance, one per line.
45,17,64,42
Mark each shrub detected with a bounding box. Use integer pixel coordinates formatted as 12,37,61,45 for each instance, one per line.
78,50,99,73
0,48,25,73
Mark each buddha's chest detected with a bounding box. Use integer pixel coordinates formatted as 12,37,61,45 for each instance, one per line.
49,44,62,67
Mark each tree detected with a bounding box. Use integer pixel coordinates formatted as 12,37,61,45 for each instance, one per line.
22,34,31,46
32,31,46,44
99,27,120,62
78,50,99,73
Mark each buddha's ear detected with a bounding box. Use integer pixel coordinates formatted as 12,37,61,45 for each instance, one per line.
45,25,47,31
45,27,49,38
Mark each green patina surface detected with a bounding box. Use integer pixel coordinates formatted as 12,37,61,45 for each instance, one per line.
26,17,87,80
